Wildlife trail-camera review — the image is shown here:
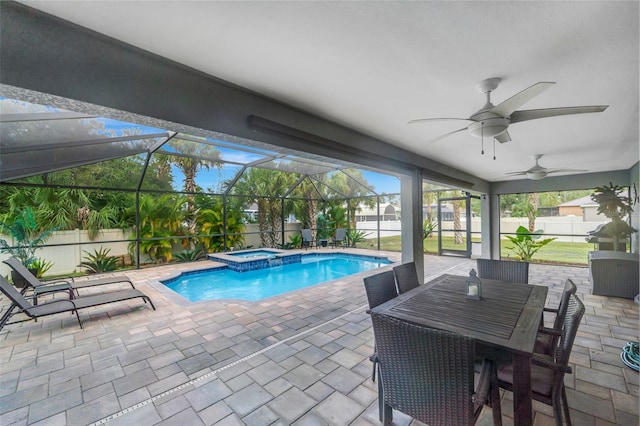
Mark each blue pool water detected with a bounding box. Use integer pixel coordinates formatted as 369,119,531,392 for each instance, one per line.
163,253,390,302
228,250,279,258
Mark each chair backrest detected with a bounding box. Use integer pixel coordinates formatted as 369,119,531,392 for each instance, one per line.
554,293,585,367
3,257,41,289
392,262,420,294
0,275,34,312
552,279,578,331
371,311,477,425
301,229,313,242
363,271,397,310
476,258,529,283
334,228,346,241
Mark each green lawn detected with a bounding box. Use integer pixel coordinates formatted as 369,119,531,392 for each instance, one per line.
360,235,592,265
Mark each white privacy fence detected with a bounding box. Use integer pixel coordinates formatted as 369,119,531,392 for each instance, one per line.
0,229,131,277
0,217,608,278
357,216,607,243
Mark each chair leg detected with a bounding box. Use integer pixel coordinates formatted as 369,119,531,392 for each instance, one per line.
377,370,393,425
490,362,502,426
74,310,83,329
561,385,572,426
552,387,563,426
144,296,156,310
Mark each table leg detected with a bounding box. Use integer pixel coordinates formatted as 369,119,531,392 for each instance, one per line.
512,354,532,426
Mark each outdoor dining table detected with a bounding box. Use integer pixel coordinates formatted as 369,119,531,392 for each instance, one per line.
370,273,548,426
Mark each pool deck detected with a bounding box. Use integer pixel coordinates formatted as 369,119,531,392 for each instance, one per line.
0,249,638,425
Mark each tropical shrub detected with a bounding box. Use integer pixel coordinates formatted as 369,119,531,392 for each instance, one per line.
505,226,556,261
347,230,370,247
30,257,54,278
174,246,206,262
80,247,119,273
0,207,56,268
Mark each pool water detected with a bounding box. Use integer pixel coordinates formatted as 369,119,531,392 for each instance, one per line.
228,250,279,258
163,253,390,302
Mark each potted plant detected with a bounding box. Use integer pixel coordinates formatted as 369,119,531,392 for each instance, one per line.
590,183,637,251
0,208,55,287
588,183,639,298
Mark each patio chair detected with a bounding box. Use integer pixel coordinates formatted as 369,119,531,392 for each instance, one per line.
4,256,135,304
301,229,315,249
497,293,585,426
535,279,577,355
392,261,420,294
371,311,502,425
363,270,398,311
330,228,347,248
476,258,529,284
0,275,155,330
363,270,399,411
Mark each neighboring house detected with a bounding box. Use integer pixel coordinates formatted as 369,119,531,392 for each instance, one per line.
357,203,400,221
424,204,456,221
558,195,603,221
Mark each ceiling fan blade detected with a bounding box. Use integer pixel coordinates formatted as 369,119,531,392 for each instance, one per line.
408,117,474,125
504,171,528,176
424,127,468,145
510,105,608,123
495,131,511,143
490,82,556,117
545,168,588,174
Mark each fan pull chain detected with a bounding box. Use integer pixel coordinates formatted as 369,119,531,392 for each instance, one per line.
481,122,484,155
493,138,496,160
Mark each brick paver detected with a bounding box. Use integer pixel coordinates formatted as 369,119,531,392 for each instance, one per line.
0,250,637,425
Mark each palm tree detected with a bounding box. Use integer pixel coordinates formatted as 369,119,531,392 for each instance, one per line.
155,138,222,237
233,168,297,247
327,169,374,228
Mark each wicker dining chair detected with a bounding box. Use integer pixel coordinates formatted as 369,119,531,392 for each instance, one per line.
476,258,529,283
535,279,577,355
497,293,585,426
363,271,398,311
363,270,399,417
371,311,502,425
392,262,420,294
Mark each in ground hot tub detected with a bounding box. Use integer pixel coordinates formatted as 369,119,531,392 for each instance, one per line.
208,248,301,272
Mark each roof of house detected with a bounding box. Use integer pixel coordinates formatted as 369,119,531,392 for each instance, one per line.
558,195,597,207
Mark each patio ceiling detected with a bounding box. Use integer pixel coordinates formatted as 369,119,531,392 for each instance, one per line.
14,0,639,183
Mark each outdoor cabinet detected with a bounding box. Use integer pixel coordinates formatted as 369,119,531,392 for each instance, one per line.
589,251,639,299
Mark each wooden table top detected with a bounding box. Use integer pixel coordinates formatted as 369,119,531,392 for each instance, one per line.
371,274,548,355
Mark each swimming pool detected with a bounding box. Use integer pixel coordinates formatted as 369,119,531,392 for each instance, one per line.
162,253,391,302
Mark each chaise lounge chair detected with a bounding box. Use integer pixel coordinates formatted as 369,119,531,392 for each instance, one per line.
4,256,136,304
0,275,155,330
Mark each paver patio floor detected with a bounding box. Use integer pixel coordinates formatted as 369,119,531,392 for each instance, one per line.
0,250,637,425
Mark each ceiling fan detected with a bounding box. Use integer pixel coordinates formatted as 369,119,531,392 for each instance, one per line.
409,78,608,145
505,154,587,180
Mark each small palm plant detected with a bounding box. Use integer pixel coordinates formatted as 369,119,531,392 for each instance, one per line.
505,226,556,261
80,247,119,273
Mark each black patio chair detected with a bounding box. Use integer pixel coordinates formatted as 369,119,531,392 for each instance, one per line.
371,311,502,425
477,258,529,284
301,229,315,249
0,275,155,330
497,293,585,426
330,228,347,248
535,279,577,355
392,261,420,294
4,256,135,305
363,270,399,414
